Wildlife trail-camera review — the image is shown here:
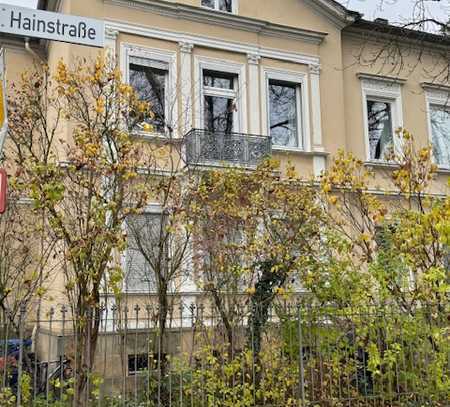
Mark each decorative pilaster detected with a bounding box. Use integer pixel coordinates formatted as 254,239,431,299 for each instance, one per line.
247,53,261,66
179,42,194,134
104,27,119,57
309,63,324,152
247,53,261,134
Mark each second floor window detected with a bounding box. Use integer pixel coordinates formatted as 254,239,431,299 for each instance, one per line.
202,0,233,13
429,105,450,168
203,70,238,133
129,58,168,134
366,99,394,161
269,80,300,148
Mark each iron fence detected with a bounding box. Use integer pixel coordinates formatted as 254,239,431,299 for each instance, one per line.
0,299,448,406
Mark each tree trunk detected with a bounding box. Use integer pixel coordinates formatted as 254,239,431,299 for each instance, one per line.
73,307,100,407
210,288,234,360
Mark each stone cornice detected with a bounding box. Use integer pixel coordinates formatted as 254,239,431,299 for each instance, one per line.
421,82,450,93
106,20,320,66
357,73,407,85
104,0,328,44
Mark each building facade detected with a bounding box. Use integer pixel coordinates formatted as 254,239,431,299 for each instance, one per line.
0,0,449,379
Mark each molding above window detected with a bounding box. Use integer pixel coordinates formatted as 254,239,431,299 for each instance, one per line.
421,82,450,93
357,73,407,85
359,75,404,99
422,84,450,106
104,0,328,44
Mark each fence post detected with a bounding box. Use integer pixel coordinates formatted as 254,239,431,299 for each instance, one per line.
297,302,306,406
16,303,26,407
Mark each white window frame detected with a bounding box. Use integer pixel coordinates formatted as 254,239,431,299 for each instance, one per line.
121,43,178,138
424,86,450,170
360,77,404,162
261,67,311,152
201,0,238,14
122,204,165,294
194,56,247,133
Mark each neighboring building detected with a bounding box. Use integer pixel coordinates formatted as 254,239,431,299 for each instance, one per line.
0,0,449,379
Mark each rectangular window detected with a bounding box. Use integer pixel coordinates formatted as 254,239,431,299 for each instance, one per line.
125,213,167,293
366,99,394,160
202,0,233,12
269,80,300,148
429,105,450,168
128,353,169,375
202,70,237,133
129,57,169,134
128,354,148,375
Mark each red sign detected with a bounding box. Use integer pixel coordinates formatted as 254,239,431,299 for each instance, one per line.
0,168,7,214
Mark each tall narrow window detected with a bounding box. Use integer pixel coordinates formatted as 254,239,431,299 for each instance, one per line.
202,0,233,12
129,58,168,134
125,213,167,293
366,99,394,160
430,105,450,168
269,80,300,148
203,70,237,133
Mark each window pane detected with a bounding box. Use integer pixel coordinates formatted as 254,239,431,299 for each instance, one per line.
129,63,166,133
219,0,232,12
203,71,234,90
128,354,148,375
430,105,450,167
204,95,234,133
125,213,167,292
269,81,298,147
367,100,393,160
201,0,215,8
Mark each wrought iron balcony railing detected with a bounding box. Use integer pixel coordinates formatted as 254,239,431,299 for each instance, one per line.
185,129,272,167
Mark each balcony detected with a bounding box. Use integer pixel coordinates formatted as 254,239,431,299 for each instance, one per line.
185,129,272,168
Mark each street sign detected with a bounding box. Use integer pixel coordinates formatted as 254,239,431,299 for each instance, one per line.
0,3,104,48
0,168,6,214
0,47,6,158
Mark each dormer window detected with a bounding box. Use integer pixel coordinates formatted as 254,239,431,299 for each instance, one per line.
202,0,233,13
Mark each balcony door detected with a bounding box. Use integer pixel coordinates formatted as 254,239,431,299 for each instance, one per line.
202,70,238,134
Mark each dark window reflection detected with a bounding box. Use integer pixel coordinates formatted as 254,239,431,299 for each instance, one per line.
203,71,234,89
430,105,450,168
367,100,393,160
203,70,236,133
204,96,234,133
129,63,167,133
269,80,299,147
202,0,232,12
219,0,232,12
201,0,215,8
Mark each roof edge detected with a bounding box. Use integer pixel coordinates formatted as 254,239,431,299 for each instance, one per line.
345,18,450,48
302,0,360,29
